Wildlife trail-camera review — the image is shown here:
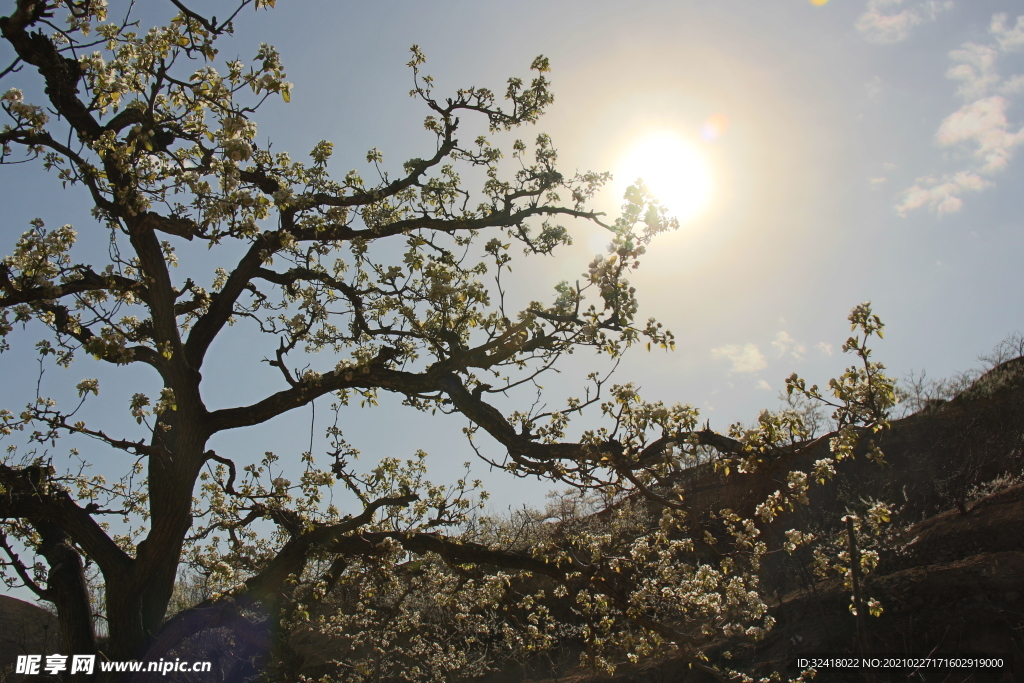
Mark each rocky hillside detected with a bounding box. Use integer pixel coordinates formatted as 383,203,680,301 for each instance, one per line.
544,358,1024,682
583,484,1024,683
0,595,60,681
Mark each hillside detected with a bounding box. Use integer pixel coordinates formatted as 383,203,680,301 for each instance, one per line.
542,357,1024,682
573,484,1023,683
0,596,60,682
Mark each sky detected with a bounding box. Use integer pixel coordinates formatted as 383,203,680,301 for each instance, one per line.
2,0,1024,522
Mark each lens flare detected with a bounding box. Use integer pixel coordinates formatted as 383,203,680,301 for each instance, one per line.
810,0,829,6
700,113,730,141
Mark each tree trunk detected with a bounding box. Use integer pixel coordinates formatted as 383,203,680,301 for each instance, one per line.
36,520,96,683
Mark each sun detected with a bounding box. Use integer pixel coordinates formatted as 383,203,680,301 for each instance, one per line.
616,131,714,224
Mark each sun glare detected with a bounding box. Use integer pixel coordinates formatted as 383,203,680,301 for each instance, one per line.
616,131,714,224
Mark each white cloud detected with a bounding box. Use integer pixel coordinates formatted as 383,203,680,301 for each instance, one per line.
856,0,953,44
947,43,1001,100
992,13,1024,52
817,342,834,356
999,75,1024,96
897,13,1024,216
869,176,889,186
897,171,991,216
935,96,1024,173
771,331,806,360
757,380,772,391
712,344,767,374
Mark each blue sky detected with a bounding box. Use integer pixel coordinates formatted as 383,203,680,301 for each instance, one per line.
2,0,1023,517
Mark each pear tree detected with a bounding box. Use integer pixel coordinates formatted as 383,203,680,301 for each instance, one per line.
0,2,897,681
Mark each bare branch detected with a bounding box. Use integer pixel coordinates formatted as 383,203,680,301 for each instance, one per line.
0,531,51,599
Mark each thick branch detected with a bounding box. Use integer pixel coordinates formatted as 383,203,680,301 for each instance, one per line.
207,364,443,432
439,373,621,470
0,129,116,212
290,204,605,243
327,531,563,578
37,300,163,368
127,213,185,359
0,532,50,599
0,463,133,580
184,233,278,369
34,518,97,664
0,263,148,308
242,493,419,603
0,6,103,141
